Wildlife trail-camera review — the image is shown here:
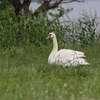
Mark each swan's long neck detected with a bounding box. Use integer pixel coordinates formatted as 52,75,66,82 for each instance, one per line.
52,36,58,53
49,36,58,59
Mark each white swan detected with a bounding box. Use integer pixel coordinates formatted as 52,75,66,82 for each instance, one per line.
46,32,89,67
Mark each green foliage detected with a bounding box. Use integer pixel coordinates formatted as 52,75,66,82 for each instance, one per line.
0,10,48,48
0,8,66,48
0,0,9,10
64,11,99,46
0,7,99,48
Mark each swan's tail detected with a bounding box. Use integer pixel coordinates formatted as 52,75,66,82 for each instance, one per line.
70,58,89,66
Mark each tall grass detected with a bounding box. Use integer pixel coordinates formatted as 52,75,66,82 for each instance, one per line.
64,11,99,46
0,8,99,48
0,42,100,100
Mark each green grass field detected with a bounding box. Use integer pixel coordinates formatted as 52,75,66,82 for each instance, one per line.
0,42,100,100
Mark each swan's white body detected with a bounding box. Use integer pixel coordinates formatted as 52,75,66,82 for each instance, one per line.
47,32,89,67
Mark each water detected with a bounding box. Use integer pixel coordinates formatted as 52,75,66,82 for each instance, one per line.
29,0,100,33
29,0,100,20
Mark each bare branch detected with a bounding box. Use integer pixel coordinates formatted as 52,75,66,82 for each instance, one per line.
33,0,63,17
61,0,85,3
33,0,84,17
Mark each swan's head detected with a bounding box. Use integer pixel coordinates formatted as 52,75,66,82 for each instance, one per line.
46,32,56,39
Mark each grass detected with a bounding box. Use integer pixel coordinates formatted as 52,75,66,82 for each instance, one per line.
0,42,100,100
0,4,100,100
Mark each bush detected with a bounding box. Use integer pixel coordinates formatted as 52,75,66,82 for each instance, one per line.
0,8,99,48
64,11,99,46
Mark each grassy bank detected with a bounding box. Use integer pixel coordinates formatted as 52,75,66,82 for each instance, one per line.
0,6,100,100
0,42,100,100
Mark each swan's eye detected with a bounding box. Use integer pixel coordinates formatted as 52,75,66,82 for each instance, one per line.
49,34,52,36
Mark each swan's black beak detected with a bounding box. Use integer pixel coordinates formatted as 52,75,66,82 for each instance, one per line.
46,34,51,39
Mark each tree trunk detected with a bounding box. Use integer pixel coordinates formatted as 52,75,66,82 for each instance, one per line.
8,0,31,16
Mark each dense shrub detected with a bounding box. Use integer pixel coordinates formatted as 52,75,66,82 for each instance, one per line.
0,8,99,48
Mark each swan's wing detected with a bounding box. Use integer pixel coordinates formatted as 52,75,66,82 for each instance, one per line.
54,49,88,66
54,49,85,61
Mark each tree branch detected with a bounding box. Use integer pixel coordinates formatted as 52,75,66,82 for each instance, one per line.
61,0,85,3
33,0,84,17
33,0,63,17
22,0,31,16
